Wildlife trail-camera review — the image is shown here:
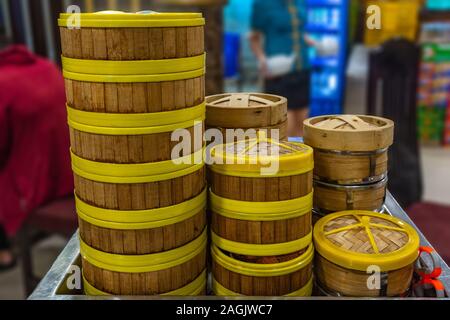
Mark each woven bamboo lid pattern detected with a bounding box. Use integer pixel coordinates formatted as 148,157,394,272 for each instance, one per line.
303,115,394,151
58,11,205,28
209,135,313,177
206,93,287,128
313,211,419,272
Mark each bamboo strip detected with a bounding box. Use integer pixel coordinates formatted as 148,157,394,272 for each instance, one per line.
60,26,204,60
74,166,206,210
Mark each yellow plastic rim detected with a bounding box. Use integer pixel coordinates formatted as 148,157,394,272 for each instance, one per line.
313,211,420,272
80,228,207,273
212,276,313,297
84,269,206,296
59,12,203,20
211,242,314,277
71,149,204,184
69,116,204,135
210,190,312,221
67,102,205,135
58,12,205,27
62,54,205,75
211,231,312,257
63,68,205,83
209,139,313,178
76,188,206,230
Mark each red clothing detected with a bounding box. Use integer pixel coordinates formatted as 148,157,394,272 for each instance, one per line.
0,45,73,236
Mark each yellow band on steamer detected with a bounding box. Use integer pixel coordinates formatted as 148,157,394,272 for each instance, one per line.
209,190,312,221
62,54,205,75
71,149,204,184
58,17,205,28
80,228,207,273
211,242,314,277
76,188,206,230
67,102,205,135
83,270,207,296
209,141,313,178
212,276,313,297
59,12,203,20
63,68,205,83
211,231,312,257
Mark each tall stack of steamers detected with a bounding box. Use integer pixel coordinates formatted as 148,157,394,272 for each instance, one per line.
59,11,421,298
59,11,207,295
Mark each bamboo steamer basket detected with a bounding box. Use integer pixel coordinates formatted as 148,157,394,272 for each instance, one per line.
81,227,207,295
210,190,312,248
77,188,206,254
71,148,206,210
303,115,394,184
206,93,288,141
59,11,206,163
209,137,314,202
313,177,387,214
211,242,314,296
313,211,420,297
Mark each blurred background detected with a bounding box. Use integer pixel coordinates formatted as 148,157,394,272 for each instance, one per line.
0,0,449,299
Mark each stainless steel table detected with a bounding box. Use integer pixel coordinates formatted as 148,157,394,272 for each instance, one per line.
29,192,450,300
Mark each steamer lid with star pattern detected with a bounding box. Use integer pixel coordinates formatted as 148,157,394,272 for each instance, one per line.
313,211,419,272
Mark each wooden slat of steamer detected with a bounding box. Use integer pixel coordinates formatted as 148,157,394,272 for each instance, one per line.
313,183,386,213
213,261,311,296
61,26,204,60
74,166,205,210
313,150,388,183
67,75,205,113
212,213,311,245
210,171,312,201
70,125,201,163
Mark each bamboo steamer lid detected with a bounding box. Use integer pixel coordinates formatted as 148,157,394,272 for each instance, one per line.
209,135,313,177
206,93,287,128
314,211,419,272
304,115,394,152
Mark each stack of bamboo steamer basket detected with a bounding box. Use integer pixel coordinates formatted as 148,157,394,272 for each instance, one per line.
313,210,420,297
206,93,288,141
208,135,315,296
59,11,207,295
303,115,394,221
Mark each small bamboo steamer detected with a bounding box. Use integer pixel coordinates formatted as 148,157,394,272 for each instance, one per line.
209,137,314,202
303,115,394,184
313,178,387,214
211,242,314,296
206,93,288,141
81,227,207,295
313,211,420,297
59,11,206,163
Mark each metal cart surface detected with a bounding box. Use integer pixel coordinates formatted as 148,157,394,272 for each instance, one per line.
28,192,450,300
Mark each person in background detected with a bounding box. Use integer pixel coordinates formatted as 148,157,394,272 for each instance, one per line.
0,45,74,271
249,0,315,138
